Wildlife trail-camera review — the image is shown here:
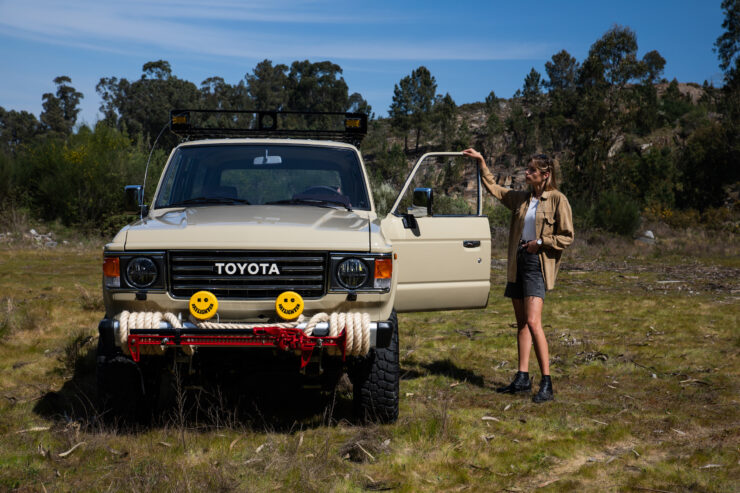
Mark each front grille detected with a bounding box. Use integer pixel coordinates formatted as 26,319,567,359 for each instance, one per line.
169,251,327,299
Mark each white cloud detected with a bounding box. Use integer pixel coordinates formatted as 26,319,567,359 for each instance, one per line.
0,0,548,61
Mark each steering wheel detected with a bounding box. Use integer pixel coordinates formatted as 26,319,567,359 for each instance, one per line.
300,185,343,197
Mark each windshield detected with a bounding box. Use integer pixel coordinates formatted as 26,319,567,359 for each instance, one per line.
154,144,371,210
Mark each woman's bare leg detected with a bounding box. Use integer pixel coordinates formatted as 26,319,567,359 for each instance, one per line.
524,296,550,375
511,298,531,372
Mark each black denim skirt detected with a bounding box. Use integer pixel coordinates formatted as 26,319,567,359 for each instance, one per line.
504,246,546,300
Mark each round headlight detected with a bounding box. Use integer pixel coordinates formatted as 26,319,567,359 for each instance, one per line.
126,257,158,288
336,258,368,290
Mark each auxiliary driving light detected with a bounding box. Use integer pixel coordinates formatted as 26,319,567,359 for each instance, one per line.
345,117,362,129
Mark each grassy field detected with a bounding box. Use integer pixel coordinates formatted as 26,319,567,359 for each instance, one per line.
0,230,738,492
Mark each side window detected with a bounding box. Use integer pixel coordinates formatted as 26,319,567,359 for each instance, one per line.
395,155,479,216
155,162,178,207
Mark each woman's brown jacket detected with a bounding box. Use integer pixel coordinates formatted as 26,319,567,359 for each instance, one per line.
480,167,574,290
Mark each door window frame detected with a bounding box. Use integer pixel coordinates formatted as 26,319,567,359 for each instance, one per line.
389,152,483,217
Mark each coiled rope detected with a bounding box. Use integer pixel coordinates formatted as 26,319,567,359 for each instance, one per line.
114,311,371,357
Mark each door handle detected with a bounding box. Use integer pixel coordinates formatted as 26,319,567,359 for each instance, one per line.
463,240,480,248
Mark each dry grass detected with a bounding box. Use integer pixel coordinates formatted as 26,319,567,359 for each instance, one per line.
0,232,738,492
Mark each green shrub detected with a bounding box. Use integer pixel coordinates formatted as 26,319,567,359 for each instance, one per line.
701,206,738,232
368,143,408,187
9,123,167,230
433,194,474,215
592,191,641,236
483,202,510,227
569,197,596,231
371,181,397,217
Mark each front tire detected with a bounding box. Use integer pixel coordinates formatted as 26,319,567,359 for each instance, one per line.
349,311,399,423
96,338,147,423
96,336,166,424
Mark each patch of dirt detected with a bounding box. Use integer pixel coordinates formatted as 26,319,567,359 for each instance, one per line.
562,260,740,294
519,439,640,490
520,424,738,491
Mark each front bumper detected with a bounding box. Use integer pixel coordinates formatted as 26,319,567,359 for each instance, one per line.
98,316,394,367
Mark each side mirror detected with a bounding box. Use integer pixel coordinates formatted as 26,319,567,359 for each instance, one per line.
410,187,433,217
124,185,148,216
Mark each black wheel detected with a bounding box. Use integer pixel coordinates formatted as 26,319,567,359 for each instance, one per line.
96,338,158,424
349,311,399,423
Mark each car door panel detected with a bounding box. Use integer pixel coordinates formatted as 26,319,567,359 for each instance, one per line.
380,152,491,312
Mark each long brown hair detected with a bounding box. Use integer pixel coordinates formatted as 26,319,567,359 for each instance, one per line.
530,154,560,191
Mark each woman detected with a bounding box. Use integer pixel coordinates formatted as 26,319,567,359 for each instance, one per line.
462,149,574,403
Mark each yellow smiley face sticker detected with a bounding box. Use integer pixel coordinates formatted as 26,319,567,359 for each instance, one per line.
189,290,219,320
275,291,304,320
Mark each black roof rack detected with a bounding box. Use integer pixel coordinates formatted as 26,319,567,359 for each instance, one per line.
169,109,367,145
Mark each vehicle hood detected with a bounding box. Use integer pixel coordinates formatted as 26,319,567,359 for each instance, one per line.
122,205,371,250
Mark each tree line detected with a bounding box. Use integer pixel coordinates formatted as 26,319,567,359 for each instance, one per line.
1,3,738,236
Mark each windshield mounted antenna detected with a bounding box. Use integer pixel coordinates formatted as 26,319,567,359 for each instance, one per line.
140,122,170,219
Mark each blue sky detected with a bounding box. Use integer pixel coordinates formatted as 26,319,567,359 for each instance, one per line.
0,0,726,126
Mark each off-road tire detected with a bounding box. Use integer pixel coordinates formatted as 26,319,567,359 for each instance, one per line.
96,338,151,423
349,311,399,423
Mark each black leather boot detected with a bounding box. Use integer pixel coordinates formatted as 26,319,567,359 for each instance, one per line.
496,371,531,394
532,375,553,403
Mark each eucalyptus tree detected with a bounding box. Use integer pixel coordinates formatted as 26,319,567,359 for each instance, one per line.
40,76,83,136
96,60,200,141
246,59,289,110
0,107,40,153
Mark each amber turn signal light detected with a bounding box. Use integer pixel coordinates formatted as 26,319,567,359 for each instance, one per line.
103,257,120,277
374,258,392,279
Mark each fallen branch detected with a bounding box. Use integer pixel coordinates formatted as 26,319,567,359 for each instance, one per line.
58,442,86,458
15,426,50,434
356,442,375,462
537,478,561,488
679,378,710,385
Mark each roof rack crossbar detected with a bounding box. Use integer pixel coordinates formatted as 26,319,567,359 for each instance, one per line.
169,109,367,145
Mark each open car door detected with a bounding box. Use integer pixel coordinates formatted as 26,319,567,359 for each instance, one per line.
380,152,491,312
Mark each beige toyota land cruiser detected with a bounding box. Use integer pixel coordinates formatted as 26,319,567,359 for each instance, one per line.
97,110,491,423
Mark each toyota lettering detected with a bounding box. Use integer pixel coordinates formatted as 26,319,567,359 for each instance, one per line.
214,262,280,276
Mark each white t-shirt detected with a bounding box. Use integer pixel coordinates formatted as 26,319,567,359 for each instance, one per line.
521,197,539,242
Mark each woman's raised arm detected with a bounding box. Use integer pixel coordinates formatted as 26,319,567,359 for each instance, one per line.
462,148,520,210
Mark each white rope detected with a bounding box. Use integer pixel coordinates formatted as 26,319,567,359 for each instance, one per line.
114,311,372,357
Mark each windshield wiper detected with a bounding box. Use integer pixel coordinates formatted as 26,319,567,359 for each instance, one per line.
265,198,351,211
167,197,251,207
